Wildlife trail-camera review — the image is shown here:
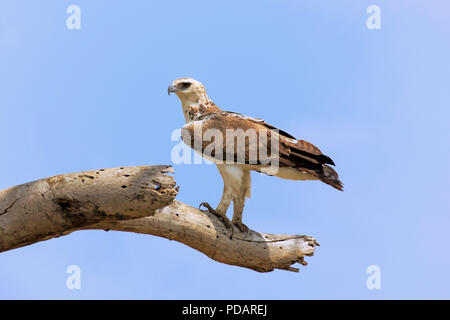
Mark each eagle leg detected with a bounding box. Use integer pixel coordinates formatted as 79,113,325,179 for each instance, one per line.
231,196,249,233
199,202,232,229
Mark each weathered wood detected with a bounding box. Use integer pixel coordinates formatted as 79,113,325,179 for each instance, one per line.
0,165,177,251
0,165,318,272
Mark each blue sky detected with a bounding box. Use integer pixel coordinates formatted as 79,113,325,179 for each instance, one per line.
0,0,449,299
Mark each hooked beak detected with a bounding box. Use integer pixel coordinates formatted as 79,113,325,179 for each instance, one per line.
168,84,177,95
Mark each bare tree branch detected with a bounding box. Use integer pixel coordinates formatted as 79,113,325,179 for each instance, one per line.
0,165,318,272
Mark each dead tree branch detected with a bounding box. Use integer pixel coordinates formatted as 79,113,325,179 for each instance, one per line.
0,165,318,272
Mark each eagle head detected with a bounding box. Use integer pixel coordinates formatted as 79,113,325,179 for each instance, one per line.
168,77,220,122
168,78,207,101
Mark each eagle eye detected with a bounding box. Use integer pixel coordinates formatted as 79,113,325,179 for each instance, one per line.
181,82,191,89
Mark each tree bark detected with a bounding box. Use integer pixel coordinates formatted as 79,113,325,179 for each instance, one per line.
0,165,318,272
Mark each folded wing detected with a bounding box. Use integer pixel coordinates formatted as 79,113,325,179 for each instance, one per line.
181,111,343,190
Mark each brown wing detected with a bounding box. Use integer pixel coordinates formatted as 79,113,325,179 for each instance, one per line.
181,111,343,190
181,112,273,165
255,118,343,190
224,111,335,165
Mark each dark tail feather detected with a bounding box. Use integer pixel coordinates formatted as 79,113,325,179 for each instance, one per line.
320,165,344,191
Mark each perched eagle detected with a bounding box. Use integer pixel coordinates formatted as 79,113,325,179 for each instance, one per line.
169,78,343,232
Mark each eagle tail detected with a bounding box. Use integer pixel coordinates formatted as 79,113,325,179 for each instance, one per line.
319,165,344,191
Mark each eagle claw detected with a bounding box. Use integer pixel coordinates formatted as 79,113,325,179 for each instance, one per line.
233,221,249,233
199,202,232,229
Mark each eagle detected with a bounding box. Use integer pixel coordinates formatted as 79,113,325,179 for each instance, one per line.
168,78,343,232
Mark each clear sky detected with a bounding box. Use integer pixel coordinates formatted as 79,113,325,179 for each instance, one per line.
0,0,449,299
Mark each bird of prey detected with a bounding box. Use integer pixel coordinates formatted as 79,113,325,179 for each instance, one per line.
168,78,342,232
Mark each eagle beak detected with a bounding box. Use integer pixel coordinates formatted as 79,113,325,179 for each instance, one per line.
168,84,176,95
